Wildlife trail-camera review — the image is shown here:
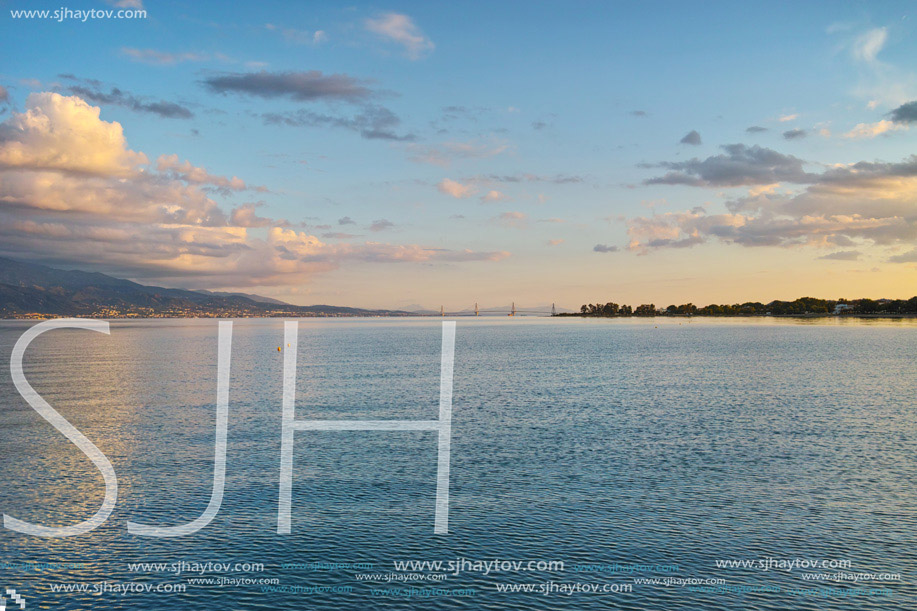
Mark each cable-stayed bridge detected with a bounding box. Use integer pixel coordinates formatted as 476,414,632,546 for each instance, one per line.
435,302,557,316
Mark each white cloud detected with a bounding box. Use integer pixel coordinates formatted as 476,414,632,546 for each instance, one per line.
107,0,143,8
156,154,263,193
852,27,887,63
0,92,147,176
437,178,474,199
264,24,328,46
0,92,509,289
408,140,509,166
230,203,276,228
364,13,434,60
847,26,917,107
121,47,208,65
481,190,509,203
497,211,528,228
842,119,908,139
826,21,853,34
626,154,917,254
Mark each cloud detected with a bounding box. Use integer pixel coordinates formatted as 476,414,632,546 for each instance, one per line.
746,126,768,133
843,119,907,139
680,130,702,145
640,198,667,210
269,230,508,266
532,121,547,130
338,216,356,225
783,128,807,140
265,24,328,45
889,100,917,123
847,28,917,107
430,248,510,262
0,86,8,104
628,152,917,253
106,0,143,8
827,21,853,34
369,219,394,232
202,70,373,102
262,106,414,141
0,99,224,232
63,78,193,119
156,154,265,194
593,244,619,253
365,13,434,60
778,114,798,122
474,173,584,185
121,47,207,65
497,211,528,228
437,178,474,199
230,203,275,227
0,92,147,176
548,239,564,246
643,144,812,187
481,190,508,203
629,110,647,117
408,140,509,166
888,248,917,263
852,27,887,63
0,92,508,290
321,232,359,239
818,250,861,261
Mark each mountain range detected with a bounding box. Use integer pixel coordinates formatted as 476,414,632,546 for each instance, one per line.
0,258,411,318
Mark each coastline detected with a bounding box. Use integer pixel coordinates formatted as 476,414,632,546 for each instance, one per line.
555,312,917,320
3,313,917,321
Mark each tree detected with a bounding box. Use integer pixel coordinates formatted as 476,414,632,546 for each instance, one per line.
634,304,655,316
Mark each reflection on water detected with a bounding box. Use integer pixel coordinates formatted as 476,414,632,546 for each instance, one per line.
0,317,915,610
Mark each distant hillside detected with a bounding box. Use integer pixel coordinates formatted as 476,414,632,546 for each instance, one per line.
0,258,411,318
194,289,289,305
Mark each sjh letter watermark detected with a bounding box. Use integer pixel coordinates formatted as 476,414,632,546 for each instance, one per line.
3,319,456,538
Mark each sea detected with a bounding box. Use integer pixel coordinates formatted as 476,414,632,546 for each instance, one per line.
0,316,915,610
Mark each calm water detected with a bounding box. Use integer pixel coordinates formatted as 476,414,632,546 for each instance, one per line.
0,317,915,610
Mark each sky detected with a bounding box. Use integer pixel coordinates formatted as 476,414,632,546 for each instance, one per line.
1,0,916,310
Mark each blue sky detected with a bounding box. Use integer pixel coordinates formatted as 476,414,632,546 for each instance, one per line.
1,1,916,308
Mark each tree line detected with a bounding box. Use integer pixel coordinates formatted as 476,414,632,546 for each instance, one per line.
563,296,917,317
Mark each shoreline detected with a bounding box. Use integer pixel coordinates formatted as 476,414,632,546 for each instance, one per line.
555,313,917,320
2,313,917,321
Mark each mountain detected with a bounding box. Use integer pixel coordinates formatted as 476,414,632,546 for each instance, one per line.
194,290,289,305
0,258,411,318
